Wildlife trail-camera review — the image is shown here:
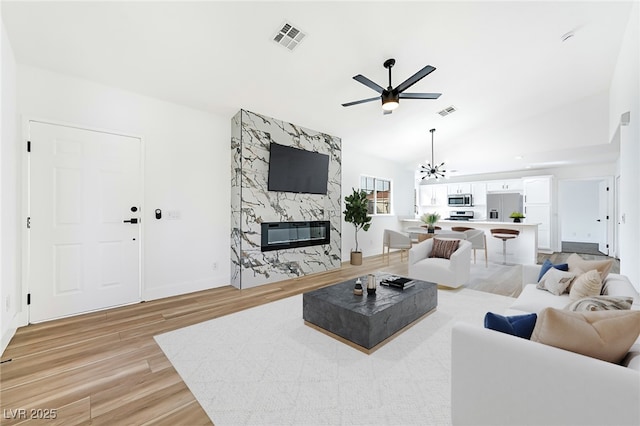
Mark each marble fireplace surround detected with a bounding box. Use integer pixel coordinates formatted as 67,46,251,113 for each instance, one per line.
230,110,342,289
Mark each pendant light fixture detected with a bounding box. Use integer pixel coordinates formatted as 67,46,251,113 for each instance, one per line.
419,128,446,180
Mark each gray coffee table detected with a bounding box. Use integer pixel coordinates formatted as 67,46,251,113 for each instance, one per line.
302,276,437,353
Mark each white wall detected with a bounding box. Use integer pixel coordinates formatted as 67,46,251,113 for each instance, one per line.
17,65,231,312
609,3,639,289
1,21,20,354
341,142,414,261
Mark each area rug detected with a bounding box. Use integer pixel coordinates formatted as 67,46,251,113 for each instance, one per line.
155,288,514,425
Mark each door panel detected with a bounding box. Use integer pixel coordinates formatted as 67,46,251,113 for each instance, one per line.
29,121,141,323
54,244,83,294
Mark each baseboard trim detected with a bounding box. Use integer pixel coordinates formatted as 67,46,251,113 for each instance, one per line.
143,277,227,302
1,326,17,358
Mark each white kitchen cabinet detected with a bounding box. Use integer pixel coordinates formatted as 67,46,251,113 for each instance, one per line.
526,205,551,249
471,182,487,206
448,183,472,195
523,176,551,204
419,184,448,206
486,179,523,192
524,176,553,250
434,184,448,206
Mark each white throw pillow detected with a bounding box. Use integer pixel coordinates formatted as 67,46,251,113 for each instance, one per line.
536,268,576,296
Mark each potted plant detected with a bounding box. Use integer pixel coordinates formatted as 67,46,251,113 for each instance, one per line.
420,212,441,233
510,211,525,223
343,188,372,265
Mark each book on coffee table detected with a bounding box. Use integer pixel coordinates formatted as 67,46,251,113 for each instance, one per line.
380,276,415,290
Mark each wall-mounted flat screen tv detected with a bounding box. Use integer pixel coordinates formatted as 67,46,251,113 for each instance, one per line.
267,142,329,195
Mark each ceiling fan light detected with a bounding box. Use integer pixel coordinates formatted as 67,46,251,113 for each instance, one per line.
382,89,399,111
382,99,399,111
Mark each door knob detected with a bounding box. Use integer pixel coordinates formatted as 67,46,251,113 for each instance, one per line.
123,218,139,224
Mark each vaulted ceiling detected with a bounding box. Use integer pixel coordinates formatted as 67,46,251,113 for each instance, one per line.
2,1,634,177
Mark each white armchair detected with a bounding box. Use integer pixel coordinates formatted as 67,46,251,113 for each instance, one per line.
452,226,487,266
464,229,487,267
407,238,472,288
382,229,412,263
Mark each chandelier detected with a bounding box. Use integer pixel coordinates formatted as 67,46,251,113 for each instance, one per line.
419,128,446,180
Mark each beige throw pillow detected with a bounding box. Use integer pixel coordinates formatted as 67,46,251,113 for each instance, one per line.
567,253,614,281
429,238,460,259
536,268,575,296
531,308,640,363
569,269,603,301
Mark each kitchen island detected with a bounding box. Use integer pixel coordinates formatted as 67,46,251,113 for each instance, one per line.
402,219,539,265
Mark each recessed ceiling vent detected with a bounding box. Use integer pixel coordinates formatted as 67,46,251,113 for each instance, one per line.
273,21,306,51
437,105,457,117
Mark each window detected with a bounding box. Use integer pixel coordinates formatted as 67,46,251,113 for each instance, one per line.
361,176,392,215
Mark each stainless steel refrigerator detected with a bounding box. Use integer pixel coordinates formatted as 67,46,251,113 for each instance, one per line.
486,193,523,222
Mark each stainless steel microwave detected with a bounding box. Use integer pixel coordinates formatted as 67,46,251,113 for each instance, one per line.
448,194,473,207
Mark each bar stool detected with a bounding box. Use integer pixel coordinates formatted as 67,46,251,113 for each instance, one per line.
490,228,520,265
453,227,488,267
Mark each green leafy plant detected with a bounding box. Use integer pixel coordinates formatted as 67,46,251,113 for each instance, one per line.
420,212,441,228
343,188,372,253
509,211,525,219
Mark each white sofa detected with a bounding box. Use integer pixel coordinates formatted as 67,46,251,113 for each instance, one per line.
452,264,640,426
407,238,471,288
508,264,640,315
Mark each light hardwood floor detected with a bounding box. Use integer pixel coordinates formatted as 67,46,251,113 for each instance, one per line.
0,254,408,426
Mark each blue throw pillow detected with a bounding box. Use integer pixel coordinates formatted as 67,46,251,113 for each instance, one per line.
537,259,569,282
484,312,537,339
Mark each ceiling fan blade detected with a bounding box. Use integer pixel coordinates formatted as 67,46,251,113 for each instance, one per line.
399,92,442,100
341,97,380,107
353,74,384,94
395,65,436,93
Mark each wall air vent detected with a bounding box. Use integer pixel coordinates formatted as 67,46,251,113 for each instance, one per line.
437,105,457,117
273,21,306,51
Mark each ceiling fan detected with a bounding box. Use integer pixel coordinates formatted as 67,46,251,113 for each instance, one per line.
342,58,441,114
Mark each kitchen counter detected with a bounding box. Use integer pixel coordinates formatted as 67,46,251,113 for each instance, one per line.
446,219,539,226
402,219,539,264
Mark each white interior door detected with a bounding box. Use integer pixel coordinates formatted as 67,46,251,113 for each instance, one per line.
597,180,609,255
28,121,141,323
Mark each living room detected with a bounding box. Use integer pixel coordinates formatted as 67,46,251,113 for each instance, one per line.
1,1,639,424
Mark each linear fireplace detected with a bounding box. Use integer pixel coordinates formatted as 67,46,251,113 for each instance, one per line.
261,221,330,252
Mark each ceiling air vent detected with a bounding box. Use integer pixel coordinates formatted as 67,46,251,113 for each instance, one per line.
273,21,306,51
437,105,457,117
